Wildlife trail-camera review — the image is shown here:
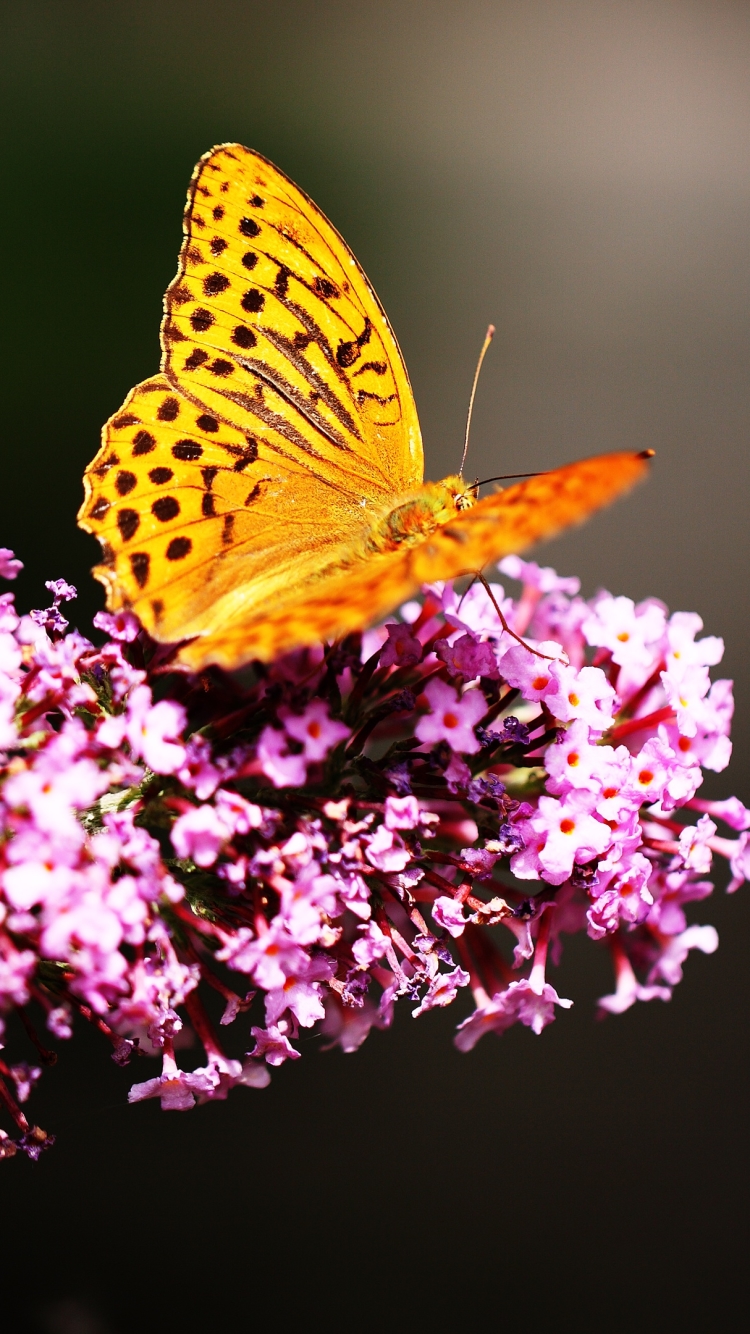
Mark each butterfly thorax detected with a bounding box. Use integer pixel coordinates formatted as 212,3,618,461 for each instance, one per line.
365,476,474,554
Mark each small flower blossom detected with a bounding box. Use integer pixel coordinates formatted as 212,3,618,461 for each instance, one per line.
415,678,486,753
280,700,350,761
0,548,23,580
379,622,422,668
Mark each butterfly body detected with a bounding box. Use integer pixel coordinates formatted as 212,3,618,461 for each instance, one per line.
79,144,652,671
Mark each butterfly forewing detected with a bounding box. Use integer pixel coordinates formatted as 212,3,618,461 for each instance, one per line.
161,144,423,498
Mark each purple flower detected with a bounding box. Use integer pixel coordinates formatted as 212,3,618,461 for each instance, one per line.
436,633,499,680
257,725,306,787
93,609,141,642
379,622,422,668
248,1024,301,1066
171,804,229,867
512,792,612,886
431,895,468,938
45,579,77,604
0,549,23,580
415,678,486,754
280,700,350,760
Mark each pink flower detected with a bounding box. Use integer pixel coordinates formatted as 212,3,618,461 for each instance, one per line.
128,1048,215,1110
545,664,617,731
412,966,470,1017
415,678,486,754
257,725,306,787
431,895,468,938
690,796,750,831
499,555,580,597
249,1024,300,1066
171,804,229,867
124,686,186,774
352,921,389,968
512,792,612,886
582,593,667,669
0,949,36,1006
436,633,499,680
364,824,410,872
384,795,420,830
380,622,422,668
598,948,671,1015
545,719,625,796
92,609,141,642
280,700,350,761
265,977,326,1028
497,642,565,703
218,922,309,991
0,548,23,580
677,815,716,873
648,924,718,986
727,832,750,893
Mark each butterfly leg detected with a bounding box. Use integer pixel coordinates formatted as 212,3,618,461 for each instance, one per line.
476,572,563,662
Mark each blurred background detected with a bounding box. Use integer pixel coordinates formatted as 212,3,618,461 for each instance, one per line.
1,2,748,1329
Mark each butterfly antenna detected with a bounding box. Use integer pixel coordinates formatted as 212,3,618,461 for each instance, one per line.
459,324,495,477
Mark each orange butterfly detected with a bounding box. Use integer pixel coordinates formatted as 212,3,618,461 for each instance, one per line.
78,144,652,671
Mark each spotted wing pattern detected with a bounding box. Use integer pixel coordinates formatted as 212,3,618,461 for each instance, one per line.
161,143,422,496
79,144,424,641
173,450,651,670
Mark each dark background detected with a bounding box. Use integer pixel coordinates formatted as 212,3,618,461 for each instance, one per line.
1,3,748,1330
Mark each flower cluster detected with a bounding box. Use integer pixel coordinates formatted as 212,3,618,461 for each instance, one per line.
0,545,746,1157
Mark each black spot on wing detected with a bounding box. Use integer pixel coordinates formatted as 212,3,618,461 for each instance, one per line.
203,272,230,297
336,318,372,369
149,467,173,485
185,349,209,371
166,537,192,561
130,552,150,587
157,397,180,421
239,217,261,238
353,361,387,377
241,288,265,314
116,471,137,496
231,325,257,349
313,276,339,300
190,308,214,333
172,440,203,461
117,509,140,541
196,414,219,433
132,432,156,457
152,496,180,522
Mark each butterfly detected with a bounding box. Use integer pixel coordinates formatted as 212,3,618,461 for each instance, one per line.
78,143,652,672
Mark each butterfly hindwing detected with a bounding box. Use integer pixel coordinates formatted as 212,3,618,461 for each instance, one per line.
79,375,371,643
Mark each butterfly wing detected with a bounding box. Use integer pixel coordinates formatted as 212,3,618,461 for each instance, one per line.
79,144,423,640
163,143,422,495
174,449,652,670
